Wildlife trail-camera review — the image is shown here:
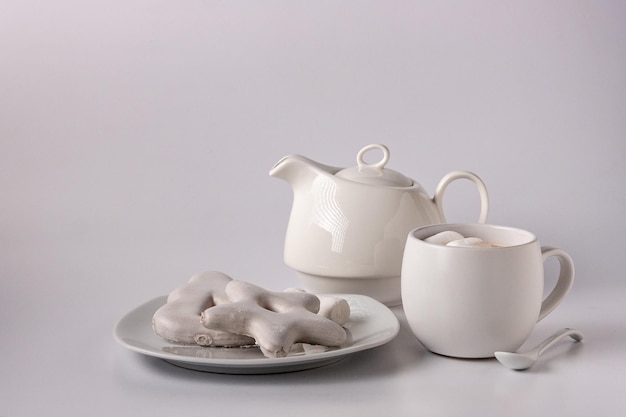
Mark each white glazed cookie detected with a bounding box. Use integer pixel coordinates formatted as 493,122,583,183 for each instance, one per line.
201,280,348,358
284,288,351,325
152,271,255,347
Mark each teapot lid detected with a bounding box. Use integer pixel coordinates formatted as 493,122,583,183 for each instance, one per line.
335,144,413,187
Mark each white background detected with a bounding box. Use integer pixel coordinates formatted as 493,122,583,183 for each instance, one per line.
1,1,625,416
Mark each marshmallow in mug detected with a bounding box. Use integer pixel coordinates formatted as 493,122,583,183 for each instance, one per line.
424,231,500,248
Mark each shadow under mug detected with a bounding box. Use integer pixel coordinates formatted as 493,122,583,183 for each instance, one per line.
401,223,574,358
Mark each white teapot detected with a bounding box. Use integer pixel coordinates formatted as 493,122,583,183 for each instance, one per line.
270,144,489,305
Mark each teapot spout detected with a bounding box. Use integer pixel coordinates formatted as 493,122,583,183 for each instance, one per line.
269,154,340,185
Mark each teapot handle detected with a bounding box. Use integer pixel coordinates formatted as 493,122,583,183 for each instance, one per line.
432,171,489,223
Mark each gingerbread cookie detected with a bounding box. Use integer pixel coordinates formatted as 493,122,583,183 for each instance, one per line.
200,280,348,358
152,271,255,347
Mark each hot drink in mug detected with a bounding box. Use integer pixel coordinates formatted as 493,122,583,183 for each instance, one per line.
401,224,574,358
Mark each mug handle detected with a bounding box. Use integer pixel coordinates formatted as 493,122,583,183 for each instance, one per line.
433,171,489,223
537,247,575,322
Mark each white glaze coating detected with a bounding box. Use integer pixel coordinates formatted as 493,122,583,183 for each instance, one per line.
201,281,347,358
152,271,255,347
284,288,351,325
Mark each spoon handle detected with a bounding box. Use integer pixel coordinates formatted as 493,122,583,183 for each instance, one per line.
534,328,584,357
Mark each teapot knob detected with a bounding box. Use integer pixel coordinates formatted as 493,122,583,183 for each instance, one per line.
356,144,390,170
338,144,412,186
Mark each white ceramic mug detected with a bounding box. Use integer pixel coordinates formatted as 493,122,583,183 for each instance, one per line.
401,223,574,358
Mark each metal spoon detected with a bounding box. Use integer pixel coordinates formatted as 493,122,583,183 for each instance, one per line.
495,328,583,370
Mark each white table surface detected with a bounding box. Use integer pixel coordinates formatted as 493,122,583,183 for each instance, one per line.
2,1,625,416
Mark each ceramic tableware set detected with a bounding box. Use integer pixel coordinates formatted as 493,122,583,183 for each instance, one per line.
115,143,582,373
272,144,582,369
